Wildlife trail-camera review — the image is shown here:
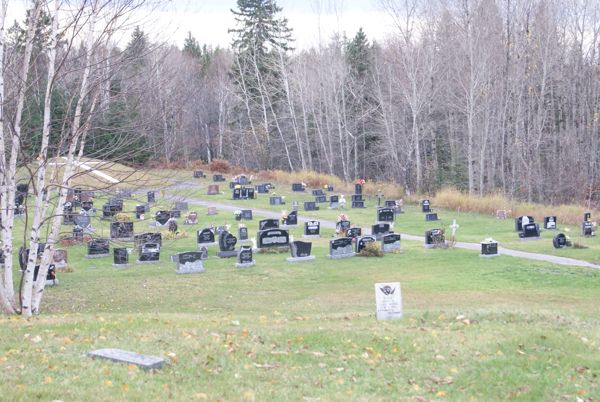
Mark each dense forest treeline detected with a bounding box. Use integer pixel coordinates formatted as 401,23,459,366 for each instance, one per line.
10,0,600,205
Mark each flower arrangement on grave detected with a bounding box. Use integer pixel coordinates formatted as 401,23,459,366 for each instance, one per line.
337,213,348,222
356,178,366,185
114,213,130,222
233,210,242,221
281,210,288,224
162,229,189,240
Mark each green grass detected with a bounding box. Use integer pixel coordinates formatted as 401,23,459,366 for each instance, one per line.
2,172,599,401
163,172,600,264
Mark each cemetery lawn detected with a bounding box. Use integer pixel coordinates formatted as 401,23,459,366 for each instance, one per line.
165,171,600,264
2,239,600,400
2,173,599,401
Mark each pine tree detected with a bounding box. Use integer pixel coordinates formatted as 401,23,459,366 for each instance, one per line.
183,31,201,59
229,0,293,56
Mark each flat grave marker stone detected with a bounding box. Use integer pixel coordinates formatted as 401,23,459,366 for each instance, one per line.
88,349,165,370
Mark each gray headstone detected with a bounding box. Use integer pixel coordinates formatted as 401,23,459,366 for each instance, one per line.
88,348,165,369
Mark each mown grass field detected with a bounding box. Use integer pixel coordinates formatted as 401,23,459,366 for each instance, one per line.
1,170,599,401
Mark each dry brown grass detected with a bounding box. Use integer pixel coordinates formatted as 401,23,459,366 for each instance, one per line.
428,187,598,225
253,170,405,197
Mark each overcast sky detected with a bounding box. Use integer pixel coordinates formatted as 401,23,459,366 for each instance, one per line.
5,0,395,50
155,0,395,49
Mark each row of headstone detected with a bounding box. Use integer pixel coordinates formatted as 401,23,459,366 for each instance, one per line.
327,233,401,258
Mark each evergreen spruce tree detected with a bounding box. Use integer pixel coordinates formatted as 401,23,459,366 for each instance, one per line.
228,0,294,169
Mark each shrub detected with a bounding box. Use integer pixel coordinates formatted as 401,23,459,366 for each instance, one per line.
209,159,232,173
358,242,383,257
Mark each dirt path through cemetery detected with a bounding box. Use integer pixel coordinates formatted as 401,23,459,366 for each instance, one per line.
161,180,600,270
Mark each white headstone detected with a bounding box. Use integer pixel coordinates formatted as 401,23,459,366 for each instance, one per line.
374,282,402,320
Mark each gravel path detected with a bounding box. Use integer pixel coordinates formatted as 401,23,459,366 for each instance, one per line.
160,179,600,270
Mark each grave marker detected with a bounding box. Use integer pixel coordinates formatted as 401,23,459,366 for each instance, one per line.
155,211,171,227
287,241,316,262
218,231,238,258
356,235,377,254
110,221,134,240
88,349,165,370
375,282,402,320
236,245,255,268
421,200,431,213
371,223,390,240
425,229,446,248
134,232,162,248
519,223,540,240
86,239,110,258
138,243,160,263
544,216,557,230
197,228,216,247
184,211,198,225
282,210,298,226
147,191,156,203
553,233,572,248
269,196,284,205
346,227,362,239
113,248,129,266
377,207,395,223
207,184,220,195
53,249,68,269
304,201,319,211
175,251,205,274
328,237,354,259
381,233,401,253
257,229,290,249
238,226,249,241
303,220,320,238
582,221,595,237
292,183,305,192
480,239,499,257
515,216,534,232
259,218,279,231
425,213,438,221
330,195,339,209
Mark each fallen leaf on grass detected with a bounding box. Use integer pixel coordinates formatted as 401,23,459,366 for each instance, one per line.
575,366,589,373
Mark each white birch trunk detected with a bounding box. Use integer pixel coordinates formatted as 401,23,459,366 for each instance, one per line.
2,0,42,313
21,0,60,316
